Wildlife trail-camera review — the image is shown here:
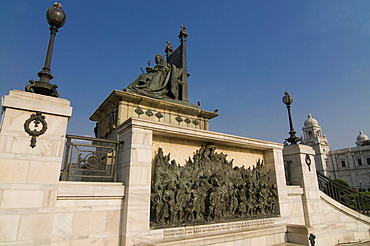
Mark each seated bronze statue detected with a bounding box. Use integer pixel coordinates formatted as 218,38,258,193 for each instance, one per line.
125,54,182,100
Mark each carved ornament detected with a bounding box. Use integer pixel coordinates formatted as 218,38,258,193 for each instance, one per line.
23,112,48,148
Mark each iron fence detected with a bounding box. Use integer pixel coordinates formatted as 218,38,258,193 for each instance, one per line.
317,172,370,216
284,161,293,185
60,134,122,182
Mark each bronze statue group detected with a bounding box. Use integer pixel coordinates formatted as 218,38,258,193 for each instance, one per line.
150,145,278,228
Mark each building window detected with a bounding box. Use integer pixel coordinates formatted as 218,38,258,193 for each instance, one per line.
341,160,346,167
358,159,363,166
367,158,370,165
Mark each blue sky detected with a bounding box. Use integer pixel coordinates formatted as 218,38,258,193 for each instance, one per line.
1,0,370,150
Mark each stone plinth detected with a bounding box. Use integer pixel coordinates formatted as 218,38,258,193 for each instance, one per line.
0,90,72,185
90,90,218,138
283,144,324,244
0,90,72,244
148,219,286,246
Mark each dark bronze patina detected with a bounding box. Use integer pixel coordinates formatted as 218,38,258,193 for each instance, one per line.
150,145,278,229
305,154,312,171
125,25,189,102
25,3,66,97
60,135,122,182
24,112,48,148
282,91,301,145
309,233,316,246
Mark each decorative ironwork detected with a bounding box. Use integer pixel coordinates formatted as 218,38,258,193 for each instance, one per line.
184,118,191,124
192,119,200,125
305,154,312,171
82,154,101,169
23,112,47,148
60,135,122,182
150,145,278,229
317,172,370,216
284,161,293,185
175,116,183,122
309,233,316,246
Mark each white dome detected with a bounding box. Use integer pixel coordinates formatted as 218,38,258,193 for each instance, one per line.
304,114,319,128
356,131,368,142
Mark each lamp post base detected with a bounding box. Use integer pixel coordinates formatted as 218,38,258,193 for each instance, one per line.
25,79,59,97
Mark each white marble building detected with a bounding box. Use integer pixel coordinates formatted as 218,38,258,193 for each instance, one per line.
301,114,370,190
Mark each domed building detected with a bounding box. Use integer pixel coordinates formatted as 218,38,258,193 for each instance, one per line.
302,115,370,190
356,131,370,147
301,114,330,175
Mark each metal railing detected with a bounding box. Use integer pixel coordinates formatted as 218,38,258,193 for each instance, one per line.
317,172,370,216
60,134,122,182
284,161,293,185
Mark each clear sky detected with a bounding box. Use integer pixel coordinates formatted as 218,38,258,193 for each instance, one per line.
1,0,370,150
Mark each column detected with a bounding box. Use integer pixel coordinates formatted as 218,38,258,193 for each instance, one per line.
116,119,153,246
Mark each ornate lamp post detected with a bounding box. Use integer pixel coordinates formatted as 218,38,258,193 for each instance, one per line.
25,3,66,97
282,91,301,145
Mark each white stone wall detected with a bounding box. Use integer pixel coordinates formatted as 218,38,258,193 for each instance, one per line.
144,220,286,246
152,135,265,168
52,182,125,245
318,193,370,245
